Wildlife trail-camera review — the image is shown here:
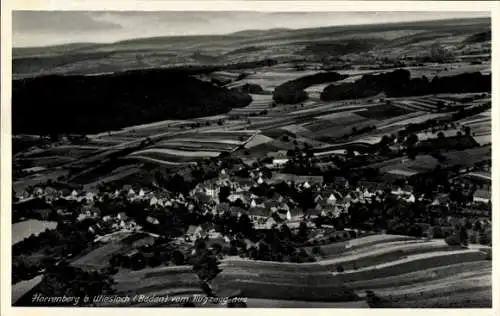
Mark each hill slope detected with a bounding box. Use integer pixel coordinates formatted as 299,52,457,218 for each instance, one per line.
12,69,252,135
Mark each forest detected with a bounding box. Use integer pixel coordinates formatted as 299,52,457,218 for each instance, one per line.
320,70,491,101
12,69,253,135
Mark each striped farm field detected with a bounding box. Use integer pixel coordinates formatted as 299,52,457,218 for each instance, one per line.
127,149,217,165
356,104,414,120
22,145,101,159
290,103,376,116
212,235,490,306
244,134,274,148
280,124,311,134
443,146,491,165
92,234,491,307
313,110,368,122
376,113,451,129
132,148,220,158
189,130,257,139
149,141,238,153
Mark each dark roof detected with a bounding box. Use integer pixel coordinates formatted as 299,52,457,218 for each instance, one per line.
264,200,279,208
229,206,245,215
248,207,270,217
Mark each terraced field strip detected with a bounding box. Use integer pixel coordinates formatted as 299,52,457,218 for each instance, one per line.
217,248,488,303
83,165,142,190
126,155,194,166
245,298,368,308
280,124,311,134
320,243,467,270
313,110,368,121
132,148,221,158
330,249,487,280
89,138,124,145
460,116,491,126
114,268,200,295
290,103,378,116
387,289,491,308
313,142,373,156
152,141,239,152
392,100,430,112
22,147,102,161
375,271,491,297
244,134,274,148
377,113,451,129
346,260,491,291
443,146,491,165
407,100,438,111
317,238,446,260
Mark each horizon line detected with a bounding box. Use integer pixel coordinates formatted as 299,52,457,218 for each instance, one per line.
12,15,490,50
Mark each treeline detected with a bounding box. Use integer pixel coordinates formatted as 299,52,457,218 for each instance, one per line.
272,71,347,104
13,51,116,75
320,69,491,101
13,70,252,135
302,39,383,58
416,135,479,154
231,83,265,94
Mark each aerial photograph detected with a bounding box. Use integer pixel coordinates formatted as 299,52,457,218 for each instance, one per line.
10,10,492,308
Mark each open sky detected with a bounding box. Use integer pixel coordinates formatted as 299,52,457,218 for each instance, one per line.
12,11,489,48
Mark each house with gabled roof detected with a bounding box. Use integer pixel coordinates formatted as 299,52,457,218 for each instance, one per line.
138,189,146,198
314,194,324,203
326,192,338,205
473,189,491,204
127,188,136,197
289,207,303,220
248,206,270,220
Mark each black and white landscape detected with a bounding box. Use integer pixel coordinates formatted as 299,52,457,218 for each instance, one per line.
11,11,492,308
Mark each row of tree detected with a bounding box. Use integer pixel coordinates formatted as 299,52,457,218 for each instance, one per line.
320,70,491,101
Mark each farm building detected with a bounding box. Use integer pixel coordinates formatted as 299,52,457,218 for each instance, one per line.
473,189,491,204
248,206,271,220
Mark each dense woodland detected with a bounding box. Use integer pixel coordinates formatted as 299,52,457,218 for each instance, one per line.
272,71,347,104
12,69,253,135
320,70,491,101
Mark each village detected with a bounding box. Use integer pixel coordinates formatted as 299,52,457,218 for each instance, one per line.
12,148,492,280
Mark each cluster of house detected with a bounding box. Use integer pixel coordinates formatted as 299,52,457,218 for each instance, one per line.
14,184,196,238
188,167,424,230
16,162,490,250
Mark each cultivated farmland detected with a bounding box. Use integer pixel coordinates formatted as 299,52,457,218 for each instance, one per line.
211,235,490,306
